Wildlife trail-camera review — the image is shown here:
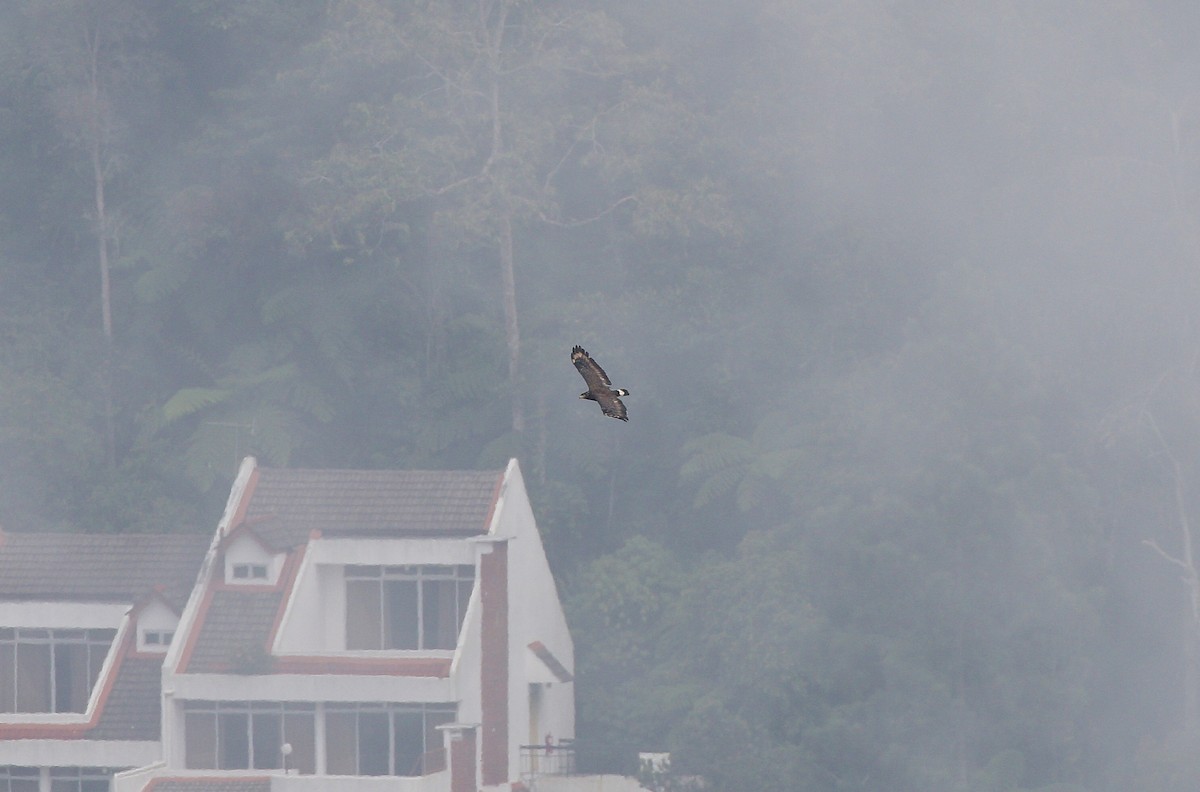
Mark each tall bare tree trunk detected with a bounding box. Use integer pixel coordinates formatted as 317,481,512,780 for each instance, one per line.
485,2,522,434
1143,413,1200,730
87,31,116,469
499,211,523,433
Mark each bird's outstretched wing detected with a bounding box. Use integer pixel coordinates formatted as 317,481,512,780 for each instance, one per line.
571,345,629,421
572,345,613,391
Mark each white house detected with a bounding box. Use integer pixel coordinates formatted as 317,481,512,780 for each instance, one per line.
114,456,577,792
0,530,209,792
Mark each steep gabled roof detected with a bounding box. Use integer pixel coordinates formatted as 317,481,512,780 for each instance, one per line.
240,467,503,548
0,531,209,610
184,589,284,674
89,655,164,741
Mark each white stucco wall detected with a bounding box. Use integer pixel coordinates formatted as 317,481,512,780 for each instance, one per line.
493,460,576,768
0,601,128,628
136,599,180,653
0,738,160,768
169,671,455,703
223,533,283,585
448,566,482,721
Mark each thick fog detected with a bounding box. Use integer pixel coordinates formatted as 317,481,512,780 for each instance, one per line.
1,1,1199,790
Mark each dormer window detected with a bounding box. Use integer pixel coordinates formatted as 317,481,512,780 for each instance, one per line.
222,531,280,586
231,563,268,581
142,630,174,649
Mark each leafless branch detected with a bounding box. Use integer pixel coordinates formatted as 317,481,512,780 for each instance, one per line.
1144,538,1193,574
536,193,637,227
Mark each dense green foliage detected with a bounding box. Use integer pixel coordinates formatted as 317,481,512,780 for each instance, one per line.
1,1,1199,789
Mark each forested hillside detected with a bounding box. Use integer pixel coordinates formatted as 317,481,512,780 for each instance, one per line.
1,2,1199,790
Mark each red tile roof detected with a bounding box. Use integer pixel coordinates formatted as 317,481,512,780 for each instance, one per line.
240,467,503,548
183,589,284,674
0,532,209,610
90,655,164,740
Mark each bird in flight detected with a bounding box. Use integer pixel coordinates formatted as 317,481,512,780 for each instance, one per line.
571,345,630,421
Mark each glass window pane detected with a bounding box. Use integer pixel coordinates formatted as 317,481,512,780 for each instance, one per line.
88,641,107,694
218,711,250,769
15,642,51,712
252,712,283,769
4,768,39,792
0,642,15,712
55,643,90,712
457,580,473,627
326,712,357,775
423,580,457,650
393,711,424,776
358,711,390,775
346,580,382,650
384,580,419,650
426,707,455,747
284,712,317,775
185,711,217,769
425,706,455,774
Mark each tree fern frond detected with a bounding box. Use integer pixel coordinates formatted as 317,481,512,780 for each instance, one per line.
680,433,755,482
133,255,192,303
693,466,745,508
162,387,231,423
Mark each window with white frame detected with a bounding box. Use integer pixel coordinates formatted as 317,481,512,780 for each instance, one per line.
141,630,174,650
0,629,115,713
231,563,269,582
325,702,455,777
184,701,316,774
345,565,473,651
0,767,38,792
48,767,114,792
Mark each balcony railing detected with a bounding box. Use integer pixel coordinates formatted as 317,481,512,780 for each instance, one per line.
519,741,576,777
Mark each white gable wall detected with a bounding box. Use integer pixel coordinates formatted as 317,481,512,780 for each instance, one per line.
135,599,179,653
494,460,576,762
223,533,283,585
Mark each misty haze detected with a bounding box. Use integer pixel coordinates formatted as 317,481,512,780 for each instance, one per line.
0,1,1197,790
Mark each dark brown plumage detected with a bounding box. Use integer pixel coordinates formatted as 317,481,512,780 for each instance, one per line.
571,345,629,421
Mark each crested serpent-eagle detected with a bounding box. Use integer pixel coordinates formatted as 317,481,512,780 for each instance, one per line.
572,345,630,421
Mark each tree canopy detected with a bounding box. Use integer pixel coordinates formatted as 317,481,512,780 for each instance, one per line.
0,1,1198,790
